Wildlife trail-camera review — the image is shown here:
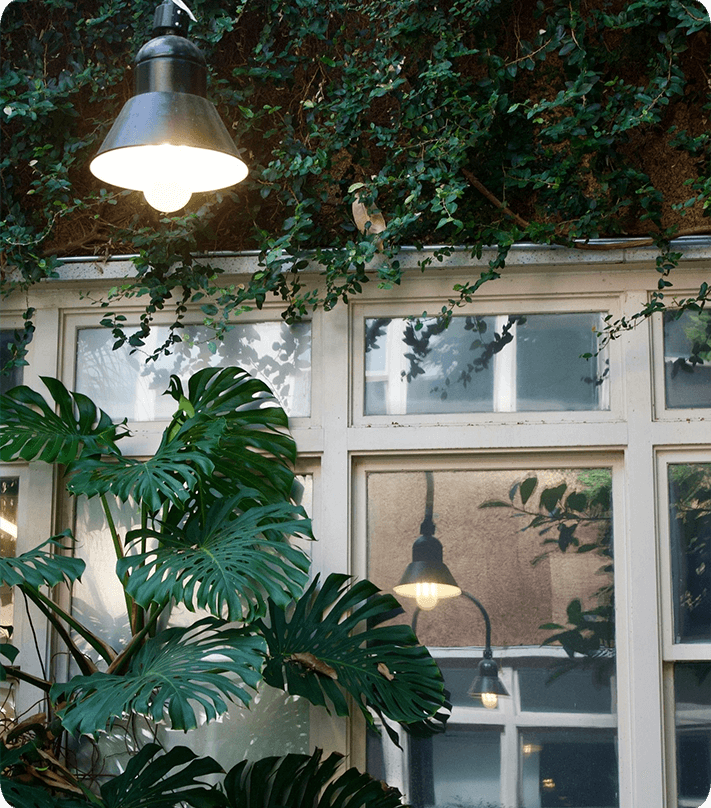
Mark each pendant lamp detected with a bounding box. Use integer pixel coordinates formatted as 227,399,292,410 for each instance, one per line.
90,0,248,212
393,471,461,610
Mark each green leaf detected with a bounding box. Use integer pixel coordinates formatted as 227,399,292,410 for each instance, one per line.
257,574,445,729
99,743,224,808
540,482,567,513
223,749,405,808
167,367,297,503
0,533,84,589
519,476,538,506
565,491,588,512
0,378,127,464
52,618,265,735
117,494,311,621
67,442,214,513
478,500,510,508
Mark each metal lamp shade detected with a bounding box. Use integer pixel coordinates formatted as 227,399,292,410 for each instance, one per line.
90,6,247,211
394,534,462,606
89,92,248,193
468,657,509,701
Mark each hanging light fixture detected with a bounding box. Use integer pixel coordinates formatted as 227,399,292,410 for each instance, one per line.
90,0,248,213
394,471,509,708
393,471,461,611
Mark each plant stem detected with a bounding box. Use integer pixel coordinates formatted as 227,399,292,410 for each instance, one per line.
23,586,115,665
107,599,169,676
100,493,135,630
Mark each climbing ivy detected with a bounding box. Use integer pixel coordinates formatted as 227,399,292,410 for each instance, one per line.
1,0,709,356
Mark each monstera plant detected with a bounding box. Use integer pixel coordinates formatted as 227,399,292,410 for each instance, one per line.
0,366,446,807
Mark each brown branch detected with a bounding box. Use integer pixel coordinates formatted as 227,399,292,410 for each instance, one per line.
462,169,711,251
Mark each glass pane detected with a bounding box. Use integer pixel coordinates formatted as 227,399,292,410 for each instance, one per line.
0,478,18,637
0,330,25,396
75,321,311,420
1,477,18,721
410,729,501,808
366,468,617,804
518,664,613,713
364,313,608,415
675,663,711,808
664,310,711,409
668,463,711,643
520,729,618,808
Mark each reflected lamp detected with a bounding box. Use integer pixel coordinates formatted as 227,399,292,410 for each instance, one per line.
90,1,248,212
393,471,461,611
467,650,509,710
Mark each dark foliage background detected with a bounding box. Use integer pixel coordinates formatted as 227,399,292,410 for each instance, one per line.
1,0,710,351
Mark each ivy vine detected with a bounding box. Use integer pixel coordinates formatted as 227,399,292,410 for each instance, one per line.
1,0,710,356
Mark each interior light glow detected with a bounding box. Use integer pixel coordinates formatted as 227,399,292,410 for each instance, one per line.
0,516,17,539
90,144,248,211
480,691,499,709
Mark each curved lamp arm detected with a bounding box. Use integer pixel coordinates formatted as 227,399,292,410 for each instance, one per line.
412,590,493,655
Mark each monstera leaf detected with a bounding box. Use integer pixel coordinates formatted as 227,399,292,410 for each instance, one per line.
99,743,223,808
0,377,126,464
117,494,311,621
67,440,215,513
257,574,445,728
0,533,84,589
166,367,296,502
51,618,265,735
222,749,404,808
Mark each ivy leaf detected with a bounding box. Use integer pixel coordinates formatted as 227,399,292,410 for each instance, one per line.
51,618,265,735
519,476,538,506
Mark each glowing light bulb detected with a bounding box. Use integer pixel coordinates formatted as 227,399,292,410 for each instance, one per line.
481,692,498,709
143,181,192,212
415,582,439,611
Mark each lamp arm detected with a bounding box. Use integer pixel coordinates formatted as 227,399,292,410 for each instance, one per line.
411,591,492,654
461,591,492,655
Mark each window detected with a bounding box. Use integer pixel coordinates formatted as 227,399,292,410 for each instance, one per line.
364,465,618,807
74,320,312,420
363,313,609,416
663,310,711,410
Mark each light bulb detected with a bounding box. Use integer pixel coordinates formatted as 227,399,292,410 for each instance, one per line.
481,692,498,709
143,181,192,213
415,582,439,611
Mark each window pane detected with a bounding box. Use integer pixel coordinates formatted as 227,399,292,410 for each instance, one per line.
520,729,618,808
664,310,711,409
518,664,613,714
366,468,617,804
1,477,18,721
424,728,501,808
75,322,311,420
364,314,608,415
0,330,25,396
674,662,711,808
668,463,711,643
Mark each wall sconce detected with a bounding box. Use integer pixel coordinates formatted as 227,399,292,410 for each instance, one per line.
395,471,509,709
90,0,248,212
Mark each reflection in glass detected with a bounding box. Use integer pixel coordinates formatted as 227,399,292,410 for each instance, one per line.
0,477,18,721
669,464,711,643
675,663,711,808
76,321,311,420
364,313,608,415
520,729,618,808
664,309,711,409
366,468,617,806
0,331,25,397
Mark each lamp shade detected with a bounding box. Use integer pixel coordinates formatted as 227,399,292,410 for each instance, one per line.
468,656,509,709
90,2,248,212
394,534,461,610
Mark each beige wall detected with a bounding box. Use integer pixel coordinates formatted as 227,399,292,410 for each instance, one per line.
367,468,611,648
